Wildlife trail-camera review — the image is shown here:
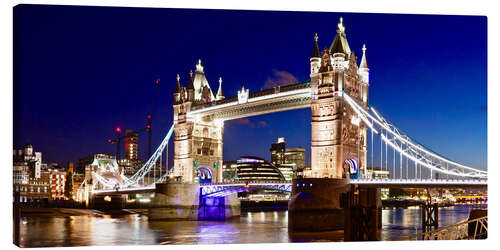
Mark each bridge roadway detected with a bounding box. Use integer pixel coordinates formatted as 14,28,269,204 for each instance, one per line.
91,178,487,196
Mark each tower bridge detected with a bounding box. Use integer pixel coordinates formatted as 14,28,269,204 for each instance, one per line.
84,17,487,237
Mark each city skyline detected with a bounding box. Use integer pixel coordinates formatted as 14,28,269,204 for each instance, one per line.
14,5,487,171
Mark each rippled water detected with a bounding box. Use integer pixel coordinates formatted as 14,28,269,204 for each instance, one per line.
17,205,484,247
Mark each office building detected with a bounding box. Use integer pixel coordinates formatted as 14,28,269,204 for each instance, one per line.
269,137,306,181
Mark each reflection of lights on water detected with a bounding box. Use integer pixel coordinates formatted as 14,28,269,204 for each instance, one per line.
260,211,265,220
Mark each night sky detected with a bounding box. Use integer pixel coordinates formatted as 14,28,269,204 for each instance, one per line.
13,5,487,171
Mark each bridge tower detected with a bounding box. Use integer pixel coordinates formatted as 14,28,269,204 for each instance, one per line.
309,17,369,179
289,17,375,233
173,60,224,183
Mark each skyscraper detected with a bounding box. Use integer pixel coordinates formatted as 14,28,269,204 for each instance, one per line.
125,129,138,160
269,137,306,181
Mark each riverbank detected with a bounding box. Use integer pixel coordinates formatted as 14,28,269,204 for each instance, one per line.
19,208,148,217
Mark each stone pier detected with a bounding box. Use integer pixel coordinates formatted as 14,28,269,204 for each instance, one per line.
288,178,381,240
149,183,240,221
288,178,350,231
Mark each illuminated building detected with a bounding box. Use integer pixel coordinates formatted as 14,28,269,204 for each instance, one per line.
366,167,389,179
222,160,238,182
13,143,42,179
13,143,51,202
366,167,389,198
49,169,66,200
125,129,138,160
118,158,145,176
235,156,285,181
270,137,306,181
77,153,114,174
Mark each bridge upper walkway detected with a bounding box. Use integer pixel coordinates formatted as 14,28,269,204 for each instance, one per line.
189,82,311,120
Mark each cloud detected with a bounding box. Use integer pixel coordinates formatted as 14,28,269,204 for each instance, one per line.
229,119,269,128
263,70,298,89
257,121,269,128
230,118,252,126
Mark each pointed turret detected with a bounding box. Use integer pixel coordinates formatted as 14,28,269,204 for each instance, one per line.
173,74,181,104
195,59,204,73
312,33,320,58
358,44,370,85
310,33,322,74
216,77,224,100
187,70,194,90
359,44,368,69
174,74,181,93
191,59,215,101
329,17,351,56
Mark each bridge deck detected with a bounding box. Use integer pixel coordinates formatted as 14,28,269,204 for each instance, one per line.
92,179,487,195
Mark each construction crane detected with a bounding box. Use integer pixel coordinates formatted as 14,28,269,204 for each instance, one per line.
108,78,160,160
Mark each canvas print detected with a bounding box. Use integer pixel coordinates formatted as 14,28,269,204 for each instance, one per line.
13,4,487,247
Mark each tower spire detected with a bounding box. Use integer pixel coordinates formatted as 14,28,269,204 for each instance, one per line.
330,17,351,56
195,59,204,73
174,74,181,93
216,77,224,100
338,17,345,34
359,44,368,69
358,44,370,85
311,33,320,58
187,70,194,90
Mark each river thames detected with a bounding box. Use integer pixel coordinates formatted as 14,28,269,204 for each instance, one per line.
17,205,484,247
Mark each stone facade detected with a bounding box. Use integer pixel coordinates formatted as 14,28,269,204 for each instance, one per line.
173,61,224,183
309,18,369,179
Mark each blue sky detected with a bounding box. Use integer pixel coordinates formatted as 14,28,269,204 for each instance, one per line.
14,5,487,171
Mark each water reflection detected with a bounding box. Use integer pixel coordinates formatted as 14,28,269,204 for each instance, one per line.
380,205,485,241
18,205,484,247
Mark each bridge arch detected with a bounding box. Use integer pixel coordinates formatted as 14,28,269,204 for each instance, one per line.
196,166,214,184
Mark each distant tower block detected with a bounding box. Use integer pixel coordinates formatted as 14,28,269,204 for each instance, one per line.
125,129,138,160
309,17,369,179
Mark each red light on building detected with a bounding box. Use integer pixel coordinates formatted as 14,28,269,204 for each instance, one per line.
155,79,160,84
108,139,112,143
146,125,151,129
147,115,151,119
116,127,121,133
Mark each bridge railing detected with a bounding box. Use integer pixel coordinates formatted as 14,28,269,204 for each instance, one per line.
400,216,487,240
200,180,291,186
351,178,487,185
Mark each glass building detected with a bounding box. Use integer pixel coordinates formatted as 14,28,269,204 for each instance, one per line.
269,137,306,181
223,156,285,182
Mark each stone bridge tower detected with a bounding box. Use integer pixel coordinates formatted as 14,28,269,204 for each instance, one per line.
173,60,224,183
309,18,370,179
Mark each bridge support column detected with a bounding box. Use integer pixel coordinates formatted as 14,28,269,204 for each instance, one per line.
149,183,240,221
421,203,439,237
90,194,126,210
344,186,381,241
288,178,349,232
